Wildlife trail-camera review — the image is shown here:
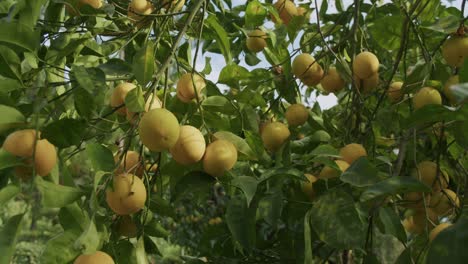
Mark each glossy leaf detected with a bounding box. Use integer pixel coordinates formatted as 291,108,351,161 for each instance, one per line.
0,148,23,170
427,219,468,264
125,86,146,113
231,176,258,207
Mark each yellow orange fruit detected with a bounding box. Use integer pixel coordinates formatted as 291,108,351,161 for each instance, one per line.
126,93,162,124
443,75,459,104
272,0,298,25
2,129,39,157
442,36,468,67
353,51,379,79
106,174,147,215
114,151,144,177
402,192,430,209
354,73,379,93
301,65,324,86
80,0,103,9
128,0,154,25
162,0,185,12
110,83,136,115
138,108,180,152
246,29,267,53
170,125,206,165
412,87,442,110
339,143,367,164
429,222,452,242
321,67,345,93
387,81,404,102
33,139,58,176
176,73,206,103
285,103,309,126
74,251,114,264
202,139,237,177
261,121,290,152
430,189,459,216
301,173,317,199
292,53,321,81
412,161,443,190
318,160,350,179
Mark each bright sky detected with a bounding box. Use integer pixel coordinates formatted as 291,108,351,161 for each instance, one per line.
195,0,464,110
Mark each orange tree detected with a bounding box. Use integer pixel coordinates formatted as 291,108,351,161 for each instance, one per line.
0,0,467,263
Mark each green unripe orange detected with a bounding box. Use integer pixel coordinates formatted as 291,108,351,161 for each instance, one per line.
285,104,309,126
138,108,180,152
261,121,290,152
412,87,442,110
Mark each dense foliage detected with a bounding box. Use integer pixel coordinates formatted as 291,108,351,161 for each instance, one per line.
0,0,467,263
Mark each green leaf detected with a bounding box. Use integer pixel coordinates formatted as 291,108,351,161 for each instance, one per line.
340,157,382,187
149,196,176,218
213,131,257,160
202,95,237,115
310,144,340,157
257,190,283,227
42,118,87,148
304,209,313,264
0,46,22,81
71,65,106,93
0,104,25,125
125,86,146,113
231,176,258,207
0,149,23,170
98,58,132,79
218,64,250,87
310,189,366,249
369,15,403,50
402,63,431,92
133,42,155,87
74,219,100,254
402,104,466,129
86,143,115,172
0,184,20,207
460,59,468,83
36,177,84,208
172,171,215,201
0,78,22,93
0,21,40,51
59,203,89,231
40,229,81,264
226,194,256,252
205,15,232,63
427,218,468,263
74,87,97,119
421,15,460,33
377,207,407,243
145,219,170,238
0,214,24,264
132,237,149,264
360,176,431,202
18,0,48,29
259,167,306,181
245,0,267,27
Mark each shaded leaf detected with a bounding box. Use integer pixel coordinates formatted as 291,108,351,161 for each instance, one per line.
40,229,81,264
310,189,366,249
86,143,115,172
0,214,24,264
310,144,340,157
0,21,40,51
341,157,381,187
245,0,266,27
202,96,237,115
360,176,431,202
259,167,306,181
369,15,403,50
378,207,407,243
0,46,22,81
74,219,100,254
0,148,23,170
427,218,468,264
226,194,256,252
172,171,215,201
0,184,20,207
218,64,250,87
231,176,258,207
36,177,84,208
402,104,466,129
42,118,87,148
205,15,232,63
